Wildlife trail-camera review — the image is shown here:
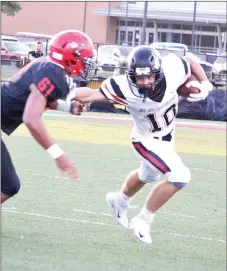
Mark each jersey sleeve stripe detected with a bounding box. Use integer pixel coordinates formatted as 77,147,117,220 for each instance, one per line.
101,81,128,105
179,57,191,85
109,93,128,105
110,78,126,100
100,82,116,100
180,57,190,77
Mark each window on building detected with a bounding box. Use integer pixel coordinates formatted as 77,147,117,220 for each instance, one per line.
171,33,181,43
214,35,219,48
182,24,193,30
148,33,153,44
160,33,167,42
182,34,191,46
200,35,215,48
119,21,125,26
158,23,168,29
147,22,154,28
120,31,125,45
172,24,182,30
135,22,141,27
196,25,202,32
201,26,216,32
127,31,133,46
115,29,119,44
195,34,201,48
134,30,140,45
158,32,167,42
127,21,135,27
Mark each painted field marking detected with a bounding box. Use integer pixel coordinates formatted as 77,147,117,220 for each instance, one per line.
2,209,226,243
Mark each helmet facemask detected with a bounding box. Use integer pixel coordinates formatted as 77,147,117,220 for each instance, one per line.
127,66,165,102
126,47,165,102
81,55,98,81
65,50,97,81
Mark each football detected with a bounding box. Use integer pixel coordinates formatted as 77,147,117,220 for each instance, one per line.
177,73,201,97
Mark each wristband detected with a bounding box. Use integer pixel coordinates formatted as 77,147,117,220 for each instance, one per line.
56,99,71,112
47,144,63,159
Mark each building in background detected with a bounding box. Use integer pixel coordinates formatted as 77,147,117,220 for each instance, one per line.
94,1,226,54
1,2,118,47
2,1,226,54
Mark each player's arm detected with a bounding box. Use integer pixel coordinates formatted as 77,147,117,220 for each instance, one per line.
183,56,213,102
49,99,84,115
71,78,128,106
184,56,208,83
23,66,78,180
48,87,108,114
23,85,78,180
23,83,56,150
53,77,128,114
71,87,109,103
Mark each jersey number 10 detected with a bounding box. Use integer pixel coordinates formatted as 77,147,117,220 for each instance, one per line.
147,104,177,132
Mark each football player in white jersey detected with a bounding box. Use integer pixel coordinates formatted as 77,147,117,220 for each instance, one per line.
55,46,213,244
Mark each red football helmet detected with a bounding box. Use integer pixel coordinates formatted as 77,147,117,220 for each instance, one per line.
48,30,97,80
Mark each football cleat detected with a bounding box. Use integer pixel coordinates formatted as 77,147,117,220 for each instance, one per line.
130,216,152,244
106,192,131,229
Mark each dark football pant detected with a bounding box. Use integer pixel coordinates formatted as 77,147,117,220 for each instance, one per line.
1,139,20,196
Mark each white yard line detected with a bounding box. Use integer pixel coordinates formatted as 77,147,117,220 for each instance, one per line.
71,208,225,219
2,209,225,244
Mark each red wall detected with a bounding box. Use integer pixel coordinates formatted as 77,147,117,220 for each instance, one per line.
2,2,117,44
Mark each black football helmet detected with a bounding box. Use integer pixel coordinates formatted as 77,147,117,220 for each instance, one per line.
126,46,165,102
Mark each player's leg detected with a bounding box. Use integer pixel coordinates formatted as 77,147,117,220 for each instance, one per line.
106,169,146,228
130,139,191,244
106,139,162,228
1,140,21,204
121,169,145,197
106,154,161,228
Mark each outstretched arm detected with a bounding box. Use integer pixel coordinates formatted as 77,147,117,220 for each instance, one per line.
49,87,109,114
68,87,109,103
49,99,84,115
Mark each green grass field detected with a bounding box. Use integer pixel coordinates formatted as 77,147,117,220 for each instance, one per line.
2,112,226,271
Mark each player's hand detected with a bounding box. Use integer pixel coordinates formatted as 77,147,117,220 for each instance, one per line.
70,101,84,115
187,81,213,102
55,155,78,181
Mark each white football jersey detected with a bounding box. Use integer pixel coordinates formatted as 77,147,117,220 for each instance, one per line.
100,53,190,138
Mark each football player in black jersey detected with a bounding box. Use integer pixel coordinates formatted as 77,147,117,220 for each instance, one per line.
1,30,97,204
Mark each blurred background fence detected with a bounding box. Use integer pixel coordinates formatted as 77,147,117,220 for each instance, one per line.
2,45,226,89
